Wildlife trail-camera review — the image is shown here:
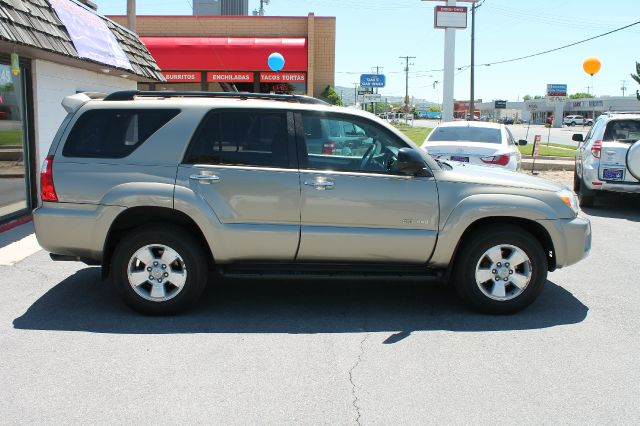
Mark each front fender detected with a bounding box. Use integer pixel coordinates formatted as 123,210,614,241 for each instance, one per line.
429,193,559,267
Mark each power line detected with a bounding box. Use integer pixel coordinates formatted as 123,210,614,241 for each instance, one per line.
475,20,640,68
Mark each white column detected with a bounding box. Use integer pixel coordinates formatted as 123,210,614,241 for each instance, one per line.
441,0,456,122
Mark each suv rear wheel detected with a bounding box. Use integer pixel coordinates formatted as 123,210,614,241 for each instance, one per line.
111,224,208,315
574,173,595,207
453,226,547,314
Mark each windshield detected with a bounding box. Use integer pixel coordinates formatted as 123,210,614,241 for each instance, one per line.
426,126,502,144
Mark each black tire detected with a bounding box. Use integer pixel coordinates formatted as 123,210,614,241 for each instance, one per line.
576,178,595,208
571,121,576,126
111,224,208,315
452,226,548,314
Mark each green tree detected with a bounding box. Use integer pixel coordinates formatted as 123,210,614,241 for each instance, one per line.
428,105,441,112
533,95,544,99
632,61,640,100
569,92,594,99
320,85,343,106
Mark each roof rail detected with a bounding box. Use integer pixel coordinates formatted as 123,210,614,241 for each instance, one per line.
103,90,330,105
602,110,640,115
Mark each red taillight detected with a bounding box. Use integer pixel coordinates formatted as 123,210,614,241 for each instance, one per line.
322,141,336,155
481,153,510,166
40,155,58,202
591,140,602,158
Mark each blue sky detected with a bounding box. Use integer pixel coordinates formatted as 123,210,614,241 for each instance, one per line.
98,0,640,102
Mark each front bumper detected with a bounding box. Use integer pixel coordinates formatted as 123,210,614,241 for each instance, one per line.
538,215,591,269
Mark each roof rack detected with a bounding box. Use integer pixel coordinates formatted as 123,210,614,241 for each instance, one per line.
602,111,640,115
103,90,330,105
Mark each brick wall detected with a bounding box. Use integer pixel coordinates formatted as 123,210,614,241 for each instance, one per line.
110,15,336,97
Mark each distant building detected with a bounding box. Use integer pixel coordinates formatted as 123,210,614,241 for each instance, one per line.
193,0,249,16
109,13,336,98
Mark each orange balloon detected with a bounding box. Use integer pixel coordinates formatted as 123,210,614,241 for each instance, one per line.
583,57,601,76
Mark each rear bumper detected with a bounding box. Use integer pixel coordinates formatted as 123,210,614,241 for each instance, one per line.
538,215,591,269
33,203,125,262
582,164,640,193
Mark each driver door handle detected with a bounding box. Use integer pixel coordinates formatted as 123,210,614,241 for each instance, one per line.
304,178,335,190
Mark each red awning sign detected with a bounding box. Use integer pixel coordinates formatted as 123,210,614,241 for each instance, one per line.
162,71,201,82
207,72,254,83
260,72,306,83
142,37,308,71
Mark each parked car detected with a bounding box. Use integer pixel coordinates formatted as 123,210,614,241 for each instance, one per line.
500,116,515,125
34,91,590,315
564,115,593,126
573,111,640,207
421,121,526,171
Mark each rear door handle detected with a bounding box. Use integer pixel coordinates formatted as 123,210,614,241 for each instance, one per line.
304,178,335,190
190,174,221,184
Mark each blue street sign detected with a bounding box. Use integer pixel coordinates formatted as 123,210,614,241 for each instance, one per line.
360,74,386,88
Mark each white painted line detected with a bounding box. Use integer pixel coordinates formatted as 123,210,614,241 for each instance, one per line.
0,234,41,266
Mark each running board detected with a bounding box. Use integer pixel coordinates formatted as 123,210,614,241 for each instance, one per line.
218,263,445,282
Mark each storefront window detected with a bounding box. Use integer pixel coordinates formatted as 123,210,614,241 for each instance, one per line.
0,64,29,221
260,82,306,95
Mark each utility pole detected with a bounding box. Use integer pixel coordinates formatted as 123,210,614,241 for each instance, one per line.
127,0,136,32
372,66,384,115
469,1,477,121
253,0,270,16
353,83,360,108
621,80,628,96
399,56,416,122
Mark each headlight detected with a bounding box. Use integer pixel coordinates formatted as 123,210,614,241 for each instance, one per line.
558,189,579,214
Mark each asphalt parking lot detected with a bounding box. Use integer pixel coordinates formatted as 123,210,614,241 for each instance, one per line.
1,173,639,425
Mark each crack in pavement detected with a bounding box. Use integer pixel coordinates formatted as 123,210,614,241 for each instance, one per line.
348,331,370,426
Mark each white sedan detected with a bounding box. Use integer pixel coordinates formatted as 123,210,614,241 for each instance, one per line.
421,121,527,171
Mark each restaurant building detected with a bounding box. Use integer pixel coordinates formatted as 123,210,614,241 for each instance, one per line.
0,0,163,225
108,13,336,97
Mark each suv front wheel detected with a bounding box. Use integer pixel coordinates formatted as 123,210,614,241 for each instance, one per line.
453,226,547,314
111,224,208,315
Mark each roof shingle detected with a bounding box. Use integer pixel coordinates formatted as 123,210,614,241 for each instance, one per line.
0,0,163,81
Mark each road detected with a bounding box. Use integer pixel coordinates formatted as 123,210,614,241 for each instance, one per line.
1,183,639,424
414,119,590,147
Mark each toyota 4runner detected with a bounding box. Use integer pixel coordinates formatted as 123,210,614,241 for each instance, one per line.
34,91,591,315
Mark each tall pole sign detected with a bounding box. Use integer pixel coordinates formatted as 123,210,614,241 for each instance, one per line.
423,0,475,122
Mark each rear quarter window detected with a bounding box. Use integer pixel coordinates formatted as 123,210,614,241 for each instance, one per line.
62,109,180,158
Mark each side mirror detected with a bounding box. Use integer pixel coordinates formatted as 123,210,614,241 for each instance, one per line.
397,148,429,176
518,139,528,146
572,133,584,142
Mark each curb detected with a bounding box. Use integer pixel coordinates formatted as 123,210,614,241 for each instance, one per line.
0,214,32,233
522,157,574,171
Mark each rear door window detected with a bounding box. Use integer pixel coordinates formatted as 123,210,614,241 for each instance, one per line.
63,109,179,158
184,110,289,168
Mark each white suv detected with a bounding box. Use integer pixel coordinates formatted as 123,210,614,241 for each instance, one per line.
564,115,593,126
573,112,640,207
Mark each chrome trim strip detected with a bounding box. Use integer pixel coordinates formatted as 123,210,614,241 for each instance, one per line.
190,164,298,173
299,169,416,180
